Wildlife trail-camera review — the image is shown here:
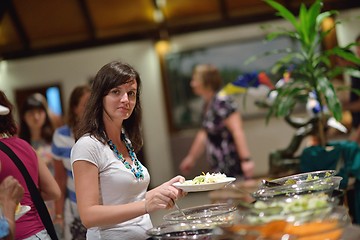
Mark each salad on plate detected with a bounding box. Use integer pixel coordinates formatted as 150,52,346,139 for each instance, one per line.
173,172,235,192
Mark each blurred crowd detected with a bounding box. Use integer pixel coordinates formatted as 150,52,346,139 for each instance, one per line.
0,85,90,240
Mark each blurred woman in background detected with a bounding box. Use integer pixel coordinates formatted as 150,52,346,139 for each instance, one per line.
180,64,254,179
52,85,91,240
18,93,56,220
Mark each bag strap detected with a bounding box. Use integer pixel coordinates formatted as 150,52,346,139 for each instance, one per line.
0,141,59,240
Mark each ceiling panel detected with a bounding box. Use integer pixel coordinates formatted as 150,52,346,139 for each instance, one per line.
226,0,278,18
162,0,222,26
12,0,89,48
0,0,358,60
86,0,157,38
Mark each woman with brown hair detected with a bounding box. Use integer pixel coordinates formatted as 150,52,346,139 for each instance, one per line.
18,93,57,221
71,61,185,239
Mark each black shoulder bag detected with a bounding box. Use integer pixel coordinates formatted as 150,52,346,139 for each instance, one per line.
0,141,59,240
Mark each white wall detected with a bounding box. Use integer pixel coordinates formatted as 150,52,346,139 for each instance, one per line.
336,8,360,49
0,7,359,185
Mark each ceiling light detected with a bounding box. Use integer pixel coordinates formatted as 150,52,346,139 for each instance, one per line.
153,9,164,23
156,0,167,8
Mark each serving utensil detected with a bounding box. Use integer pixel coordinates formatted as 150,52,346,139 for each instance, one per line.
261,179,282,187
172,200,187,218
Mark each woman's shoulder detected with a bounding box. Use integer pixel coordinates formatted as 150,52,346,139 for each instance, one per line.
71,135,107,166
76,134,101,144
214,94,236,108
215,93,234,102
1,136,33,150
0,137,38,165
73,135,105,152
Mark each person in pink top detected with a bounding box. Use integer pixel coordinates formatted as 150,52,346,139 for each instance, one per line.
0,90,61,240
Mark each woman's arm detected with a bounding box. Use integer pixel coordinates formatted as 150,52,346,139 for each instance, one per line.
73,160,184,228
38,157,61,201
53,159,67,223
0,176,24,240
224,112,254,178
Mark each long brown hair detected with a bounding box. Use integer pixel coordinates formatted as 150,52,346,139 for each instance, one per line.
66,85,91,131
75,61,143,152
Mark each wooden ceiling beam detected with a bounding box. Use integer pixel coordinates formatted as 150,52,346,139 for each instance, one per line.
218,0,229,20
77,0,96,40
152,0,170,40
7,0,30,50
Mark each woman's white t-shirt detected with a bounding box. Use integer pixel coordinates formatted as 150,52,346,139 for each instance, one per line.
71,135,152,240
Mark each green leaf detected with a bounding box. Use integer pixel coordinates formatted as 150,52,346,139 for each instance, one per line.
266,31,294,41
309,0,323,25
306,0,323,44
326,66,345,80
272,83,307,117
299,3,309,45
316,11,338,28
316,76,342,121
264,0,299,30
350,88,360,97
330,47,360,65
244,47,292,65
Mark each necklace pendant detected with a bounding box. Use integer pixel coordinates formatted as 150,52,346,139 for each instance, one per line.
107,133,144,181
135,172,144,180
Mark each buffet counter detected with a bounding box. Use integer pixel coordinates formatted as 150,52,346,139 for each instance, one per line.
148,171,360,239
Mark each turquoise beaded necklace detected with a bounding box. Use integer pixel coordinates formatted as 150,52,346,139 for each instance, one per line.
107,130,144,180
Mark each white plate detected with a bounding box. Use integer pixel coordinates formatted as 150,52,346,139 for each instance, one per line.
15,205,31,220
173,177,236,192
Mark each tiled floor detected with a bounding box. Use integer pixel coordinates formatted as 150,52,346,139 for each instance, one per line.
149,191,212,227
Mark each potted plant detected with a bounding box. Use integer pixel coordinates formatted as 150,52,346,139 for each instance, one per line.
244,0,360,176
250,2,360,224
256,0,360,147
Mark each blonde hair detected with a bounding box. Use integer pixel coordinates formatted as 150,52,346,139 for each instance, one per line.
193,64,222,91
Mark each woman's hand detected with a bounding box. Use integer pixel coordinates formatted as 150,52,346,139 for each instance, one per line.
0,175,24,236
53,216,64,238
145,175,186,213
0,177,24,240
0,176,24,207
179,156,195,175
241,160,255,179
